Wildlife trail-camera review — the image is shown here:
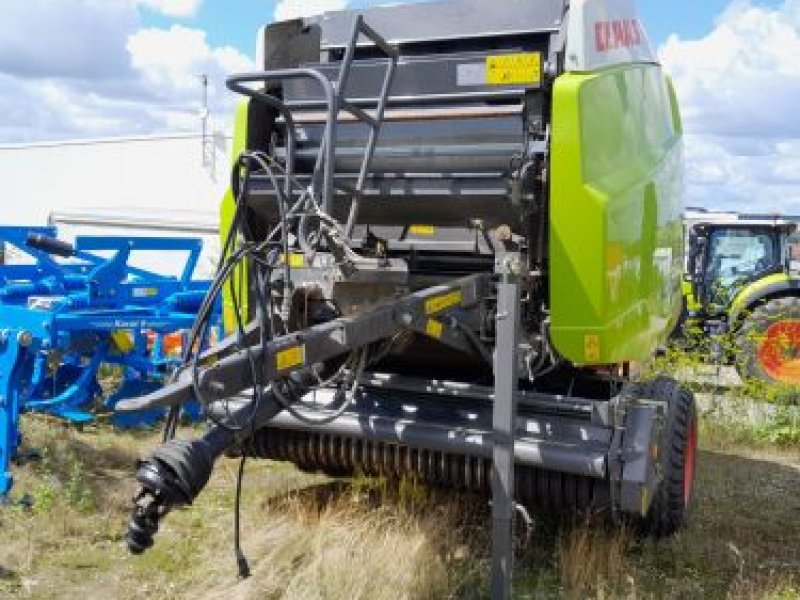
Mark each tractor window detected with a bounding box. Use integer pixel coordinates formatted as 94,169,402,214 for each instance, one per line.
788,233,800,275
706,228,777,306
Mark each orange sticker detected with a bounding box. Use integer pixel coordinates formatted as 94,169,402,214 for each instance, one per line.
584,334,601,362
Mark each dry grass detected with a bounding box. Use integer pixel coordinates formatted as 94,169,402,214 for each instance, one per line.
0,408,798,599
192,473,491,600
556,524,634,599
0,416,489,600
208,488,454,599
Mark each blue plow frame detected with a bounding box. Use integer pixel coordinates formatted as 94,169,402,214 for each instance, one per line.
0,226,219,495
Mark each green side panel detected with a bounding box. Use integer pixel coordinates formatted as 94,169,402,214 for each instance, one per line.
550,64,684,364
221,100,251,334
681,279,699,312
730,272,791,317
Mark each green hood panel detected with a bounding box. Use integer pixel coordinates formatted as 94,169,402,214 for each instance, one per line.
221,100,251,334
549,65,684,364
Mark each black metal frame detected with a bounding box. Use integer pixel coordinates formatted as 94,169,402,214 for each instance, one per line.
227,16,398,224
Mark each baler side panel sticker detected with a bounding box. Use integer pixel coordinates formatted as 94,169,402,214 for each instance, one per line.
486,53,542,86
584,334,601,362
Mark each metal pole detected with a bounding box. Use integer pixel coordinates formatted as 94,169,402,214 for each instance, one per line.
491,272,520,599
200,74,209,168
47,211,218,234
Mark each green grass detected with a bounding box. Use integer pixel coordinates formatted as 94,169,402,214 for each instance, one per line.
0,400,797,599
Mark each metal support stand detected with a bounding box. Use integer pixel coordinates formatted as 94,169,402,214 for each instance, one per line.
0,333,24,495
491,273,520,599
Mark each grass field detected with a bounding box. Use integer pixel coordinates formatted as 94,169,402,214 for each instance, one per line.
0,390,798,599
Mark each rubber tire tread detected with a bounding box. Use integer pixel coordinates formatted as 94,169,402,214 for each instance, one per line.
641,377,697,537
735,296,800,384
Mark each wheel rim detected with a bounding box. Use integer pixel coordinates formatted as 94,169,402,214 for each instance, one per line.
757,320,800,383
683,419,697,507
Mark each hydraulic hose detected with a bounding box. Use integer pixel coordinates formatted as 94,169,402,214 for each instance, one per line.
25,233,75,258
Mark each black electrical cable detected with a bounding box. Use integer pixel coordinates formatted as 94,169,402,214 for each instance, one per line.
186,150,310,435
139,135,348,572
159,145,364,575
220,154,296,577
177,149,354,437
233,455,250,578
163,153,282,577
268,347,365,426
161,157,256,442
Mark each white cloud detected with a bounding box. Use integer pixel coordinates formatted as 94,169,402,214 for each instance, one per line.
660,0,800,212
274,0,348,22
0,0,252,143
0,0,137,79
128,26,252,97
7,0,798,219
135,0,201,18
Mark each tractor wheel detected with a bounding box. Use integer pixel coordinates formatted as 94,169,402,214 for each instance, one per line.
736,297,800,385
641,377,698,536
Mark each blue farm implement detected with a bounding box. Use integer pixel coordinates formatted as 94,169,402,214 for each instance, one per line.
0,226,218,495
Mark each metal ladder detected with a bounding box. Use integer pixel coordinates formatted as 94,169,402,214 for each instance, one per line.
325,16,398,237
225,16,397,239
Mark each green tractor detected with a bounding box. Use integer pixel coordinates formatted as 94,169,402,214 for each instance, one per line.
683,208,800,385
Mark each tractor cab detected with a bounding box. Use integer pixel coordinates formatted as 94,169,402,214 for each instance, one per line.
688,221,797,316
683,208,800,385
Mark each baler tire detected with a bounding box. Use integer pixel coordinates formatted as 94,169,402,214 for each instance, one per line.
735,297,800,385
641,377,698,537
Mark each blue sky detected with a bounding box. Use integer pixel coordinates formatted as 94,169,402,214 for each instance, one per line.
139,0,779,58
639,0,760,45
1,0,799,212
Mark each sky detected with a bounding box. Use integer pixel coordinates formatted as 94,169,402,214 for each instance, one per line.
0,0,797,212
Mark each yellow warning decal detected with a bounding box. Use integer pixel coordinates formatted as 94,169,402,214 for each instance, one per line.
223,305,236,335
110,330,134,353
424,290,462,315
584,334,601,363
280,253,306,268
486,52,542,86
409,224,436,236
276,345,304,371
425,319,444,339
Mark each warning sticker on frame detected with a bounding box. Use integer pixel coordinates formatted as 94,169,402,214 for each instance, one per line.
409,224,436,236
276,345,304,372
486,53,542,86
425,290,462,315
279,253,305,268
425,319,444,339
457,53,542,87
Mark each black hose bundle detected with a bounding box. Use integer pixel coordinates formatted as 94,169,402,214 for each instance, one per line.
125,148,355,573
126,152,295,570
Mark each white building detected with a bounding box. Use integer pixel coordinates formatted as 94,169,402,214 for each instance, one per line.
0,132,230,277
